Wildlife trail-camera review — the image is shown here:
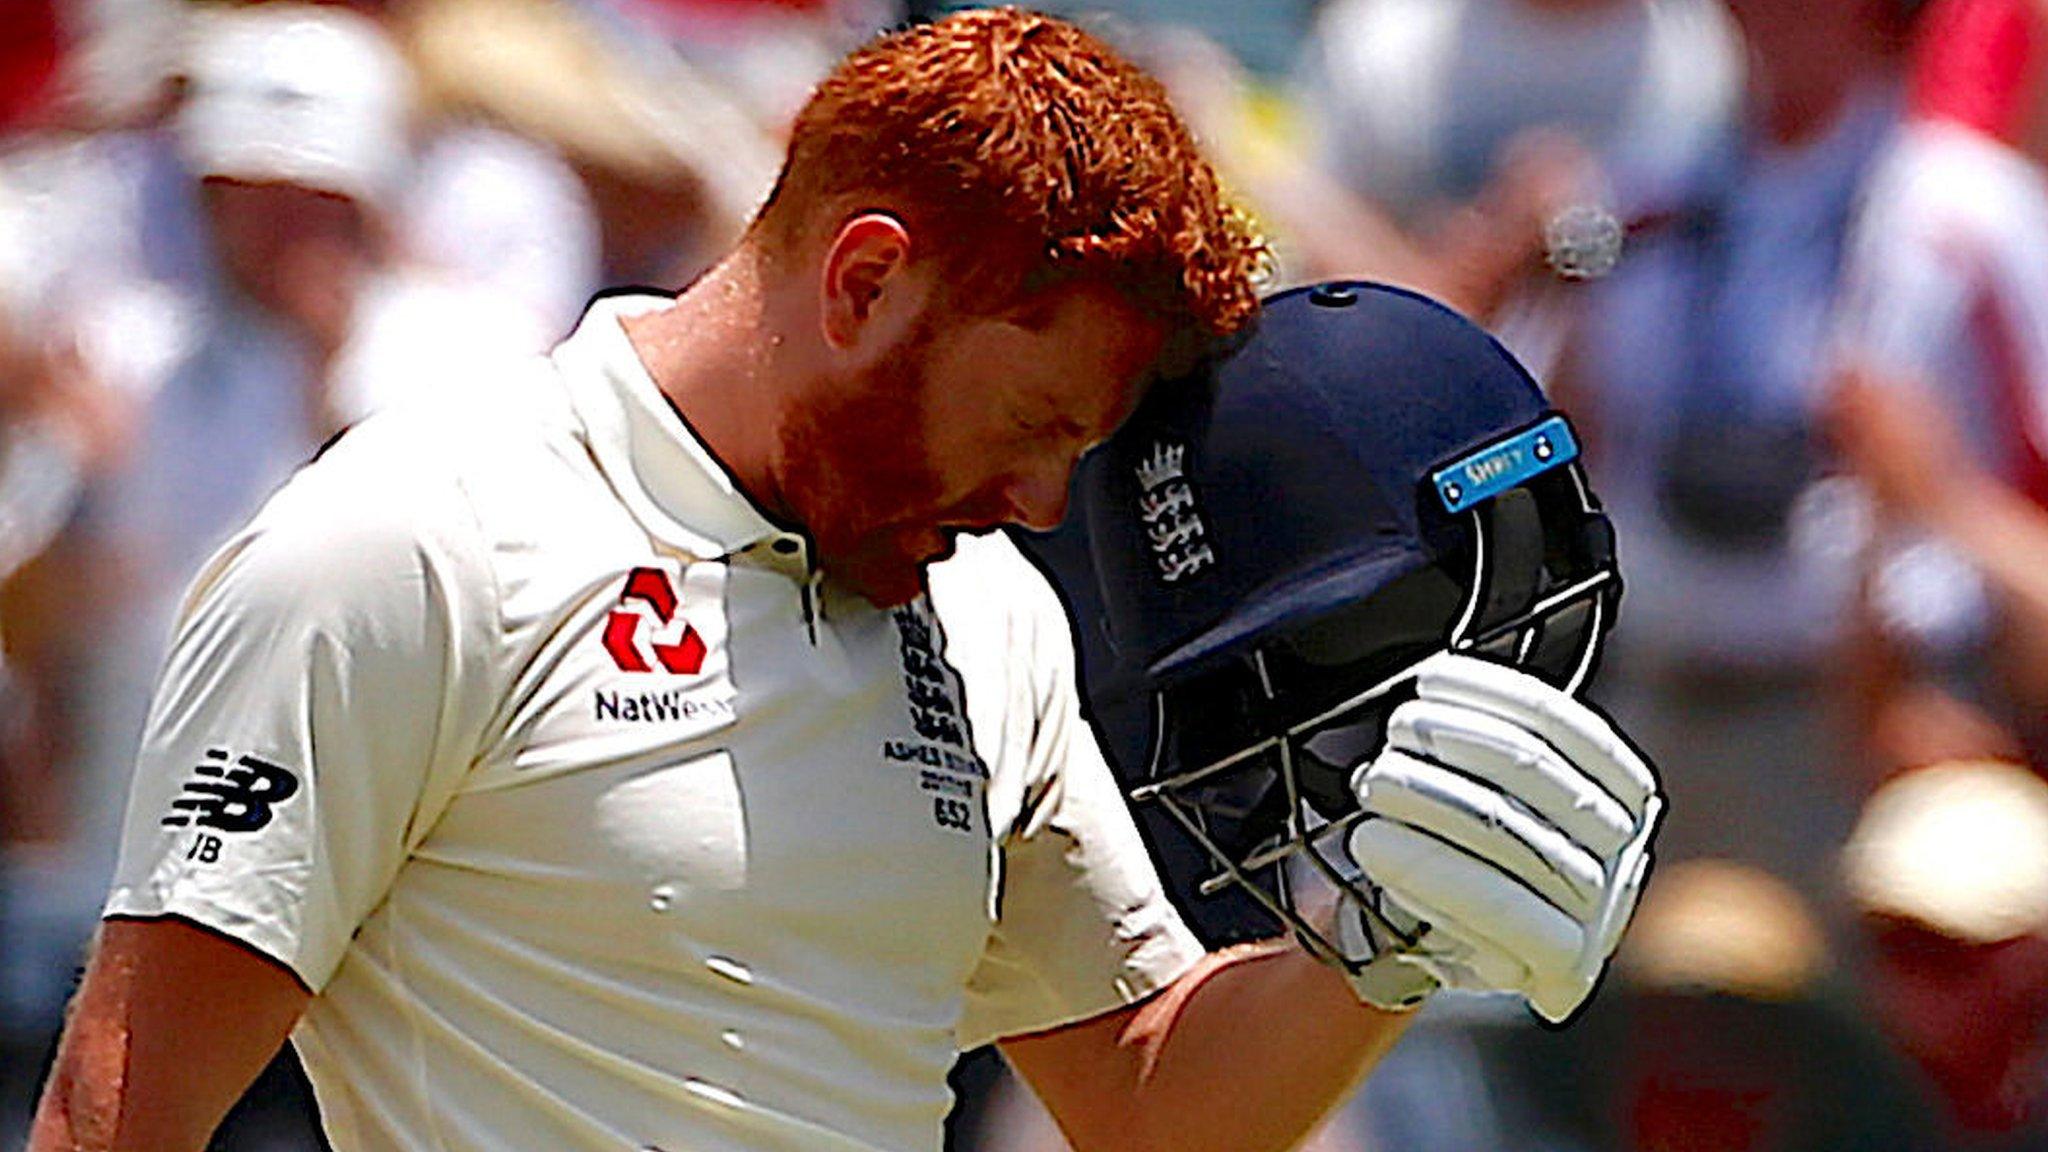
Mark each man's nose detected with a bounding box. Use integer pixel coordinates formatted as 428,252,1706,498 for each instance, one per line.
1002,459,1074,532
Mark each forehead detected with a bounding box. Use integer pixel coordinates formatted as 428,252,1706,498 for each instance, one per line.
976,282,1168,419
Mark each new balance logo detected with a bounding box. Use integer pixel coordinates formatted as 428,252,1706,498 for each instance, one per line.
602,566,708,674
161,749,300,833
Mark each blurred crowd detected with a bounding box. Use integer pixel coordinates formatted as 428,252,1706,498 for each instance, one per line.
5,1,2048,1149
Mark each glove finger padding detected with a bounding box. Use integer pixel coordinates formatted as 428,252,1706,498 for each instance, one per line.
1356,749,1605,919
1385,698,1637,858
1347,818,1585,988
1413,653,1656,817
1343,653,1665,1023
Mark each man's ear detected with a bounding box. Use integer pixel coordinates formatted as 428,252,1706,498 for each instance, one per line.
820,213,914,349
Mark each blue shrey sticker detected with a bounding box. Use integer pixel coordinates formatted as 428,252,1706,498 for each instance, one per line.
1432,415,1579,514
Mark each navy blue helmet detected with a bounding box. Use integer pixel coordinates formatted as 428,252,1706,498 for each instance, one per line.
1063,280,1620,965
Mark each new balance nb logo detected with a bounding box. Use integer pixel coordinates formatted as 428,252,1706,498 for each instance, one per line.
161,749,301,833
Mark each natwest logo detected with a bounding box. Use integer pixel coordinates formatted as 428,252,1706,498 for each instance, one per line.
602,566,707,674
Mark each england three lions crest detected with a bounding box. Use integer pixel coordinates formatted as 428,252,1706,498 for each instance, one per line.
1135,440,1214,584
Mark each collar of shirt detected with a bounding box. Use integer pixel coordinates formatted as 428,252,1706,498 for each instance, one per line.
551,292,789,562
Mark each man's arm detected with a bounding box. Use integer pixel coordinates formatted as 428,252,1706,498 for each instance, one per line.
1004,653,1660,1152
1827,366,2048,745
28,430,491,1151
29,916,310,1152
1002,939,1408,1152
1829,366,2048,631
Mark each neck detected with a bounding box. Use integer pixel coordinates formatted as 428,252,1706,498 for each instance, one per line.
621,245,800,523
1743,20,1881,149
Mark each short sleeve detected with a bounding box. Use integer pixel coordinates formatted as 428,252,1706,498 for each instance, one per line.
1836,212,1974,382
1835,132,1987,383
103,450,496,991
934,536,1205,1050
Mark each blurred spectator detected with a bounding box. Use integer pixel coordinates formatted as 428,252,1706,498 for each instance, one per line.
54,0,189,130
0,4,551,1145
397,0,782,290
0,0,186,136
1622,860,1832,1014
1,4,196,1070
0,0,63,133
598,0,895,129
1266,0,1742,363
1831,0,2048,774
1,0,178,1130
1508,859,1942,1152
1303,0,1739,225
0,295,130,860
1842,759,2048,1148
1824,372,2037,785
1561,0,1912,913
395,123,598,340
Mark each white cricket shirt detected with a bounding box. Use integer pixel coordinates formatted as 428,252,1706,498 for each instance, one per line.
105,295,1203,1152
1838,118,2048,498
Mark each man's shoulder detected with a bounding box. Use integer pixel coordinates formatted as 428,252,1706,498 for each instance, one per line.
246,356,586,573
1867,122,2048,246
340,347,570,452
314,354,583,501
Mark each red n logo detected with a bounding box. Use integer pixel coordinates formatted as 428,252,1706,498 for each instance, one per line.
601,567,708,674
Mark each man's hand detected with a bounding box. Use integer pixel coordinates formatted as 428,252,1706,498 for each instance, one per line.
1822,363,1977,529
1341,652,1662,1023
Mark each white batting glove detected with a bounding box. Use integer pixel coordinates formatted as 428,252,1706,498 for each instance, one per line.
1339,652,1663,1023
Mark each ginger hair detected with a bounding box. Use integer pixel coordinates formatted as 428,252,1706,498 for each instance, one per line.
751,7,1265,340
